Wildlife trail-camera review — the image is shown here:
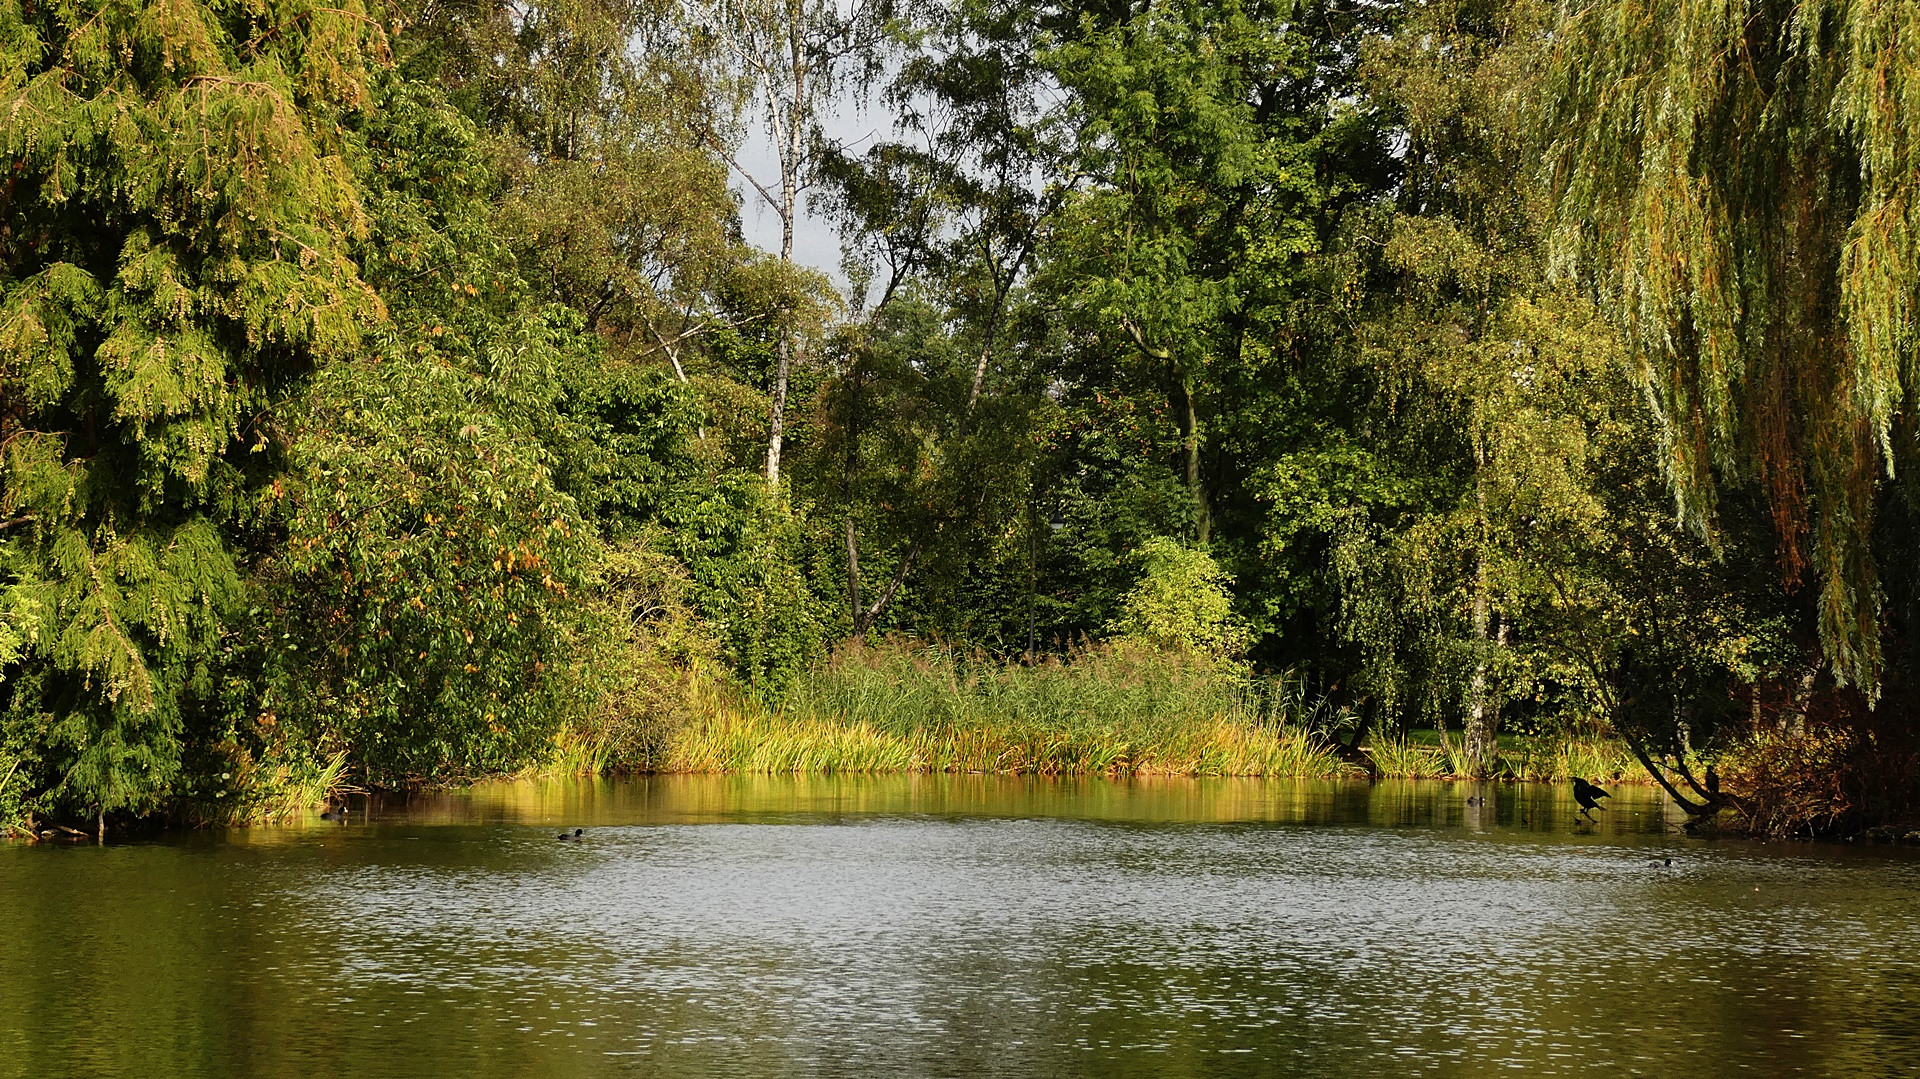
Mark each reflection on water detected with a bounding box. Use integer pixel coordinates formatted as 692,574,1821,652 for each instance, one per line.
2,775,1917,1078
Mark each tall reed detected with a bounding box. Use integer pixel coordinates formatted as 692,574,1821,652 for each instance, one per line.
668,639,1350,777
196,749,351,825
1504,736,1640,783
654,639,1646,783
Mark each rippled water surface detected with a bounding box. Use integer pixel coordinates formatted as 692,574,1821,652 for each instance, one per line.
3,774,1918,1077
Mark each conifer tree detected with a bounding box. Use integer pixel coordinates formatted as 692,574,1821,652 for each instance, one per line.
0,0,388,827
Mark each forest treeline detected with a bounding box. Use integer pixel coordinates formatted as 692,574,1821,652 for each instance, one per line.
2,0,1917,838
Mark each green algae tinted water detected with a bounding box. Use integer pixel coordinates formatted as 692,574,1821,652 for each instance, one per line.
3,775,1918,1077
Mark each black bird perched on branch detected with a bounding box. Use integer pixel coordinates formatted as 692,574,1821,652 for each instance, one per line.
557,828,584,841
1572,778,1610,821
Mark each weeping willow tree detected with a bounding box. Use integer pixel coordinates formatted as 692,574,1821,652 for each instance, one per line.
1545,0,1920,694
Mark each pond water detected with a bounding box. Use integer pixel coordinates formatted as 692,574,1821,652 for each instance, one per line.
2,775,1918,1078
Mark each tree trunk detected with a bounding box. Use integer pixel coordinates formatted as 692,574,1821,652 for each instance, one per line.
842,353,866,633
1619,731,1712,815
854,541,921,636
765,148,795,484
1178,376,1208,545
1788,668,1814,735
1466,619,1507,777
1464,441,1498,778
764,31,804,488
965,289,1009,421
845,516,862,628
1465,582,1491,774
766,333,792,485
658,335,707,442
1026,500,1039,661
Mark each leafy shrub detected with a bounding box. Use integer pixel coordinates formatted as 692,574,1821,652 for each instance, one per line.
655,474,826,694
1108,537,1250,659
259,78,601,784
1718,722,1859,838
560,538,727,772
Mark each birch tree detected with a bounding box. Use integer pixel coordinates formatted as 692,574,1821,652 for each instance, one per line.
693,0,885,486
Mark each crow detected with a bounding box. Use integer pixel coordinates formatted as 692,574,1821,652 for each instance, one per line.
1572,777,1610,821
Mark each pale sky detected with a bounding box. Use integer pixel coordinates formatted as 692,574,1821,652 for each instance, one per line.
728,82,896,291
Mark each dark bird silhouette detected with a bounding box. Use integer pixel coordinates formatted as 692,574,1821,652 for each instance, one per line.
1705,763,1720,797
1572,777,1611,821
1648,857,1672,867
557,828,584,841
1465,796,1484,807
319,808,349,822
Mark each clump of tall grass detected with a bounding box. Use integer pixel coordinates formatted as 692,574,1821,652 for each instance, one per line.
787,638,1253,734
1504,736,1640,783
667,639,1351,778
184,748,351,825
1365,737,1454,779
671,711,919,772
1360,731,1642,782
668,708,1350,777
247,750,352,821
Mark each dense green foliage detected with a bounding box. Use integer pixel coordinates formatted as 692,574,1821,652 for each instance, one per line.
3,0,1916,837
0,0,389,827
1546,0,1920,692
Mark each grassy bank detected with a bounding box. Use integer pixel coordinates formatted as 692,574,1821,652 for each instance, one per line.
653,641,1642,782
